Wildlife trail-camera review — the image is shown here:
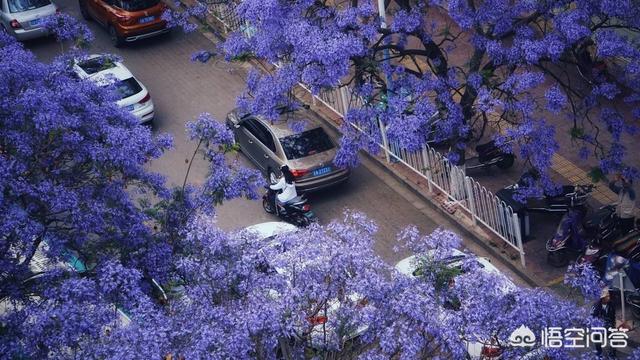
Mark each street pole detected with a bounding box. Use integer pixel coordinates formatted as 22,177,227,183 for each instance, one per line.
377,0,386,28
377,0,391,163
620,272,626,324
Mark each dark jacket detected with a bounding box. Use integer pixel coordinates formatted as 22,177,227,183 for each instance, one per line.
591,300,616,329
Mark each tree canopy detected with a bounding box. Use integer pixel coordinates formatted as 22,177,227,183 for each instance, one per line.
221,0,640,195
2,3,640,359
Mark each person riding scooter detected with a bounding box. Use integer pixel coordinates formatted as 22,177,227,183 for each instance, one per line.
270,165,297,214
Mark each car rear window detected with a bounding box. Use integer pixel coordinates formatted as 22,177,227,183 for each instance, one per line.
279,127,335,160
105,77,143,100
8,0,50,13
116,0,159,11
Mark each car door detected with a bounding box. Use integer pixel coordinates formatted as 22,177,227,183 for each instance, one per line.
240,118,279,172
236,118,260,165
252,120,281,173
0,1,8,30
89,0,111,26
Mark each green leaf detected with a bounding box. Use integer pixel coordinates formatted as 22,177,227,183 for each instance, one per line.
570,127,584,139
230,53,253,62
588,167,606,183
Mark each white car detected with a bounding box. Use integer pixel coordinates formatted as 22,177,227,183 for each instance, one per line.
73,54,154,124
240,222,370,349
395,249,515,359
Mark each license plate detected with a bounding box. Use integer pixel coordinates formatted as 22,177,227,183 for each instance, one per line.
304,211,316,219
139,16,155,24
312,166,331,176
30,18,42,26
125,104,135,111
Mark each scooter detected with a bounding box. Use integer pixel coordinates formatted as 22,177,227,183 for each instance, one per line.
601,254,640,319
504,172,594,213
575,45,609,86
579,227,640,274
463,140,515,171
546,204,620,267
546,206,589,267
262,186,317,227
627,290,640,320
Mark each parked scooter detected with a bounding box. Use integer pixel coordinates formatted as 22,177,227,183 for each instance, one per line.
504,172,594,213
546,203,619,267
579,226,640,274
575,43,609,86
601,254,640,320
627,291,640,320
463,140,515,171
546,206,589,267
262,186,317,227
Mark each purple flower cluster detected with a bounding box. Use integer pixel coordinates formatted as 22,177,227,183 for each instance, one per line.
42,12,94,47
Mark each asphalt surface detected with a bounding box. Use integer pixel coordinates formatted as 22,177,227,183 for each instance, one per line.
23,0,528,286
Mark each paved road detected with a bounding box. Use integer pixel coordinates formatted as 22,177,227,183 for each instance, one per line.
23,0,528,286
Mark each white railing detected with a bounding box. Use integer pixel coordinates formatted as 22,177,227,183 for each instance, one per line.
199,0,526,267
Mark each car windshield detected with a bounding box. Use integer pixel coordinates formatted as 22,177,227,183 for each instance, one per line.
117,0,159,11
104,77,143,100
279,127,334,160
8,0,50,13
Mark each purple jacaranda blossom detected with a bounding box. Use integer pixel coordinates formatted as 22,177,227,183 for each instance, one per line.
565,263,605,301
189,0,640,188
545,86,567,114
42,12,94,46
190,49,215,63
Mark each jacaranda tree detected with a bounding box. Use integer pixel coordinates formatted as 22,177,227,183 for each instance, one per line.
3,5,640,359
84,211,613,359
0,31,264,357
217,0,640,195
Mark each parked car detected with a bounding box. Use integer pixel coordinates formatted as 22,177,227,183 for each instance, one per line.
78,0,169,47
0,0,57,41
395,249,515,359
226,109,351,192
241,222,370,349
73,54,155,124
0,241,132,326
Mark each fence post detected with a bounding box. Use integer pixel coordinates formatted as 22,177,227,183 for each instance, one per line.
339,87,350,116
378,119,391,163
512,213,526,267
421,147,433,193
464,176,477,226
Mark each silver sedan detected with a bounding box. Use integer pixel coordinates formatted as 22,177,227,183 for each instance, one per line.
226,108,350,192
1,0,57,41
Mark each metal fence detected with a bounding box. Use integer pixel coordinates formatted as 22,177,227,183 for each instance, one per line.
200,0,526,267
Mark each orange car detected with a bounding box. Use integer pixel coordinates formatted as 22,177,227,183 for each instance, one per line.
79,0,170,46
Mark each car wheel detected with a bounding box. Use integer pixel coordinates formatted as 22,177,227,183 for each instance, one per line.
109,25,124,47
79,0,91,20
